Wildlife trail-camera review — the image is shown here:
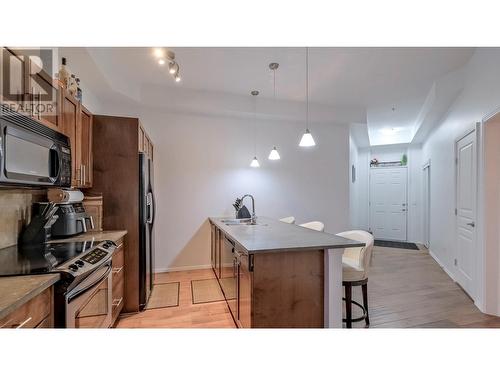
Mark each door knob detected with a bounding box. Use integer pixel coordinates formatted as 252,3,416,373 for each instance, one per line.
466,222,475,228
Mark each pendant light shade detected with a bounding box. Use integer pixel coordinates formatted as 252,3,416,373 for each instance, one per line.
299,129,316,147
250,90,260,168
268,62,282,160
268,146,281,160
299,47,316,148
250,156,260,167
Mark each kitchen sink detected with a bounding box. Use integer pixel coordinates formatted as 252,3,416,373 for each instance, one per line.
221,219,266,226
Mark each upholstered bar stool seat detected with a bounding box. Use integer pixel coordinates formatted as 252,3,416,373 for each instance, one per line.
299,221,325,232
280,216,296,224
336,230,374,328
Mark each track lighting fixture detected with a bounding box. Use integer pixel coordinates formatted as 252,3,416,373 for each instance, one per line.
153,48,181,83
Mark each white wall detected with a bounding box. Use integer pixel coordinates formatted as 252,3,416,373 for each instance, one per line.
421,48,500,312
95,96,351,271
144,113,350,271
349,135,359,228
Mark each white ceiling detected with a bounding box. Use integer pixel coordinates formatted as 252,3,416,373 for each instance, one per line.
61,47,475,146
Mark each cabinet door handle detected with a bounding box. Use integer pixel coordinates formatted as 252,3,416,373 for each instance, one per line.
82,165,85,186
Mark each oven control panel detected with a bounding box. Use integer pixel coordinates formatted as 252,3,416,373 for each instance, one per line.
81,248,109,265
62,241,116,274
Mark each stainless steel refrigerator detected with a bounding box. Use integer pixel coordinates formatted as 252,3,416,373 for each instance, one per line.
139,153,155,309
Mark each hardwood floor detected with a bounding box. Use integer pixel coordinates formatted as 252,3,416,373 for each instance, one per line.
116,246,500,328
116,269,236,328
350,245,500,328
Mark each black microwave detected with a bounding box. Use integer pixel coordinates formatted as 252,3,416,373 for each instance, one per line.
0,104,71,187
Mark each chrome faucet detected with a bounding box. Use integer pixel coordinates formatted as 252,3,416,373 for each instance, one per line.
241,194,256,224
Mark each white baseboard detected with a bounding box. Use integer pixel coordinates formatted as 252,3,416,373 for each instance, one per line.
429,250,456,282
154,264,212,273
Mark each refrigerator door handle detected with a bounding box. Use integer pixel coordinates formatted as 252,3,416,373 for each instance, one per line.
150,191,156,226
146,192,153,224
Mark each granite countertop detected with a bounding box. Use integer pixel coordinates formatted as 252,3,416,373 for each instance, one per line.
209,217,363,254
0,274,60,320
49,230,128,244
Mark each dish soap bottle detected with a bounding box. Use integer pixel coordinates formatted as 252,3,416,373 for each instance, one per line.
58,57,70,87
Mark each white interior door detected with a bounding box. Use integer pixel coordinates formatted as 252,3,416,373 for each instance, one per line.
455,131,476,297
369,167,408,241
422,164,431,248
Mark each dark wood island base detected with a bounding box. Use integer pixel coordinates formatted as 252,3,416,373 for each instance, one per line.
209,217,363,328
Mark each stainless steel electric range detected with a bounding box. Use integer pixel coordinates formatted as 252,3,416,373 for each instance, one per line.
0,240,117,328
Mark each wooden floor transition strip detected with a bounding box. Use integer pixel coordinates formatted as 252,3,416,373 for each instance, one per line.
191,278,225,304
146,282,180,310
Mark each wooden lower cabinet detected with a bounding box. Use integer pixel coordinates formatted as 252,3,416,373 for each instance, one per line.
0,287,54,328
211,229,324,328
211,225,221,279
111,236,126,325
238,251,252,328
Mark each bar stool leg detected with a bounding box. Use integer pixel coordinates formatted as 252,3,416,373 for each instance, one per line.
362,283,369,326
345,283,352,328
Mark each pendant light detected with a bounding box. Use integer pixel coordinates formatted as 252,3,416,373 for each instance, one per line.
250,90,260,168
268,63,281,160
299,47,316,147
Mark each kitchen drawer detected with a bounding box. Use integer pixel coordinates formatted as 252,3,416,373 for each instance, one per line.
0,287,52,328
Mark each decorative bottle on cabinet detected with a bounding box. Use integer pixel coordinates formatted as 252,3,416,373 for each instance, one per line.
58,57,70,87
68,74,77,96
76,78,82,102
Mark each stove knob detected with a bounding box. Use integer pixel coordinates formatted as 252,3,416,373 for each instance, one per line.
75,260,84,267
69,264,78,272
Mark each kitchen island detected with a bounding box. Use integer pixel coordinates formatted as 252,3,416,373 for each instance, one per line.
209,217,363,328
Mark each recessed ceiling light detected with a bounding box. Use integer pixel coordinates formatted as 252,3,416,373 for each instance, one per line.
158,59,165,65
379,127,400,135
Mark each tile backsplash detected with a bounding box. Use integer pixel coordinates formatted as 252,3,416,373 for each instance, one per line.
0,189,46,249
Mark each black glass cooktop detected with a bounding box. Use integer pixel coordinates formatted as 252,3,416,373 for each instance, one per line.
0,241,95,276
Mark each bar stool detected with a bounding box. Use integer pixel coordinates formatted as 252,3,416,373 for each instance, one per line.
335,230,374,328
279,216,296,224
299,221,325,232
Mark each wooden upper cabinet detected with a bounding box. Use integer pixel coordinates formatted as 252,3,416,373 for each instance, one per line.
61,90,80,187
138,126,145,152
27,58,60,132
148,139,154,161
60,89,94,189
138,124,153,160
1,48,26,106
78,105,93,188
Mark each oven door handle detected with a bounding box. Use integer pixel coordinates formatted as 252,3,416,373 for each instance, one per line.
66,263,112,303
